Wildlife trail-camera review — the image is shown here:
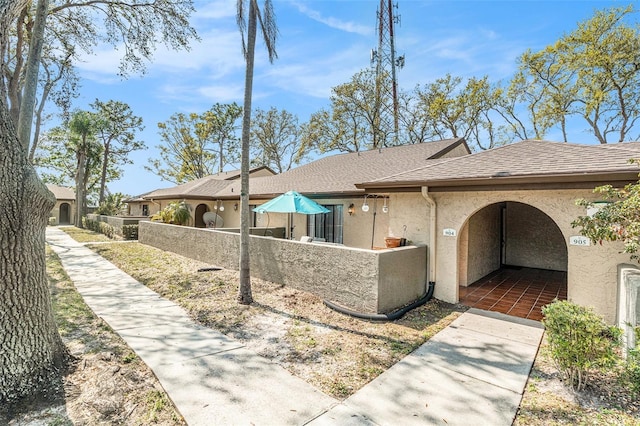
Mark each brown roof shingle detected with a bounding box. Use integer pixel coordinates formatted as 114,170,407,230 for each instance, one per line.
141,166,275,200
359,140,640,190
46,184,74,200
216,138,468,198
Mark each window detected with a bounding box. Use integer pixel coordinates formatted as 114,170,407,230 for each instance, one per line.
307,205,343,243
142,204,149,216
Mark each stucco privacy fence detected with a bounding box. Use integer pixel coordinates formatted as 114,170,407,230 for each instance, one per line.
139,221,428,314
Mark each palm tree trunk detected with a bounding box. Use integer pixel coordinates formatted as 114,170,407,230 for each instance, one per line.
238,0,258,304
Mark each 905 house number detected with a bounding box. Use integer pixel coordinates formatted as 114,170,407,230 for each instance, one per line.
569,236,591,246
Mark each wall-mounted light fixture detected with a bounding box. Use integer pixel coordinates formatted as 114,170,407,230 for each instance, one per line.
361,195,370,212
234,202,239,211
348,203,355,216
214,200,225,212
382,197,389,214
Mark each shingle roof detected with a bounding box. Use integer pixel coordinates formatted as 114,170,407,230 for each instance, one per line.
141,166,275,200
46,184,74,200
359,140,640,189
216,138,468,197
143,175,236,199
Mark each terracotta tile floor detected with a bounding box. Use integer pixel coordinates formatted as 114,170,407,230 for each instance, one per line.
459,267,567,321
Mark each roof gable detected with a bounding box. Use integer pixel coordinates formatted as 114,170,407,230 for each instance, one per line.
141,166,276,200
46,184,75,200
216,138,469,197
359,140,640,190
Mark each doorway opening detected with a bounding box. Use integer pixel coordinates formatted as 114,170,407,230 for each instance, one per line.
458,202,567,320
59,203,71,224
194,204,208,228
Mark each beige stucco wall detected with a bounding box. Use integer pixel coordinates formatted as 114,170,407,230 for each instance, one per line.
465,203,502,285
139,221,427,313
505,202,567,271
388,193,430,245
429,189,629,323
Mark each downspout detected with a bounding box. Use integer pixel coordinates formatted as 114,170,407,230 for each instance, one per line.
421,186,437,287
149,198,161,215
322,190,438,321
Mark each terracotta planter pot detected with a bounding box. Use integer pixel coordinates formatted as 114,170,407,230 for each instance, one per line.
384,237,402,248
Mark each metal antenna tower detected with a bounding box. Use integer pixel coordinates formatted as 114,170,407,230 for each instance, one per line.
370,0,404,143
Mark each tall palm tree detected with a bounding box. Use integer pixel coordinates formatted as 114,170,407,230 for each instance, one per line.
236,0,277,304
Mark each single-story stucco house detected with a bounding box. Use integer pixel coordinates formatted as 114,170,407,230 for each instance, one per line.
130,138,640,327
131,138,470,248
46,184,75,225
357,140,640,324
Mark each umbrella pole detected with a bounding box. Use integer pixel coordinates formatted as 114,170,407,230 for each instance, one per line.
289,212,294,240
370,197,378,249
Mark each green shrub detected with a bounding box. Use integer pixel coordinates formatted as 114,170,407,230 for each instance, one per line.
542,300,621,391
122,225,138,240
623,347,640,396
98,222,115,238
151,201,191,225
83,217,116,239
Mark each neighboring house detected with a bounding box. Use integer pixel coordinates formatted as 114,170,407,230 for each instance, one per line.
126,166,277,227
46,184,75,225
358,140,640,324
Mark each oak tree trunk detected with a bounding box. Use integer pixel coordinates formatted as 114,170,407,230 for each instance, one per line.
0,97,67,404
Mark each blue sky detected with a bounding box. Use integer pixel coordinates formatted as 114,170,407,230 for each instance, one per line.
67,0,629,196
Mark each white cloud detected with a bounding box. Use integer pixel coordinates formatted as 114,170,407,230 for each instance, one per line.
198,84,245,102
290,1,371,35
192,0,237,20
264,43,369,99
76,28,245,82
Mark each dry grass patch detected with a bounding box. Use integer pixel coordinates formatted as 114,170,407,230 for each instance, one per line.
88,240,464,398
58,226,114,243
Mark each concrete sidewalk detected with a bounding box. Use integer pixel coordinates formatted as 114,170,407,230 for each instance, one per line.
46,227,544,425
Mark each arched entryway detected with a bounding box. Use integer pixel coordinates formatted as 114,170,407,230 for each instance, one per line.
194,204,208,228
59,203,71,225
458,201,567,320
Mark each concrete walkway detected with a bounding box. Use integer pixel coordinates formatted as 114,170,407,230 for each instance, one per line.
46,227,544,426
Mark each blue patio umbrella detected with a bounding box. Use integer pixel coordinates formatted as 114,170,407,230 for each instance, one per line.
253,191,329,215
253,191,329,239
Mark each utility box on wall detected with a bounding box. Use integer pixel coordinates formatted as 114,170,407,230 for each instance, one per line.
618,264,640,356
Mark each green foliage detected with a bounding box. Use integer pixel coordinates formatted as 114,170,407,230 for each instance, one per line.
572,164,640,261
151,201,191,226
517,5,640,144
122,225,138,240
250,107,306,173
83,218,116,239
622,345,640,396
146,103,242,184
301,69,392,153
95,192,126,216
90,99,145,204
542,300,621,391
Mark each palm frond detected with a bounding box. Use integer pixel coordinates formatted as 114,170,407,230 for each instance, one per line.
257,0,278,63
236,0,248,58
